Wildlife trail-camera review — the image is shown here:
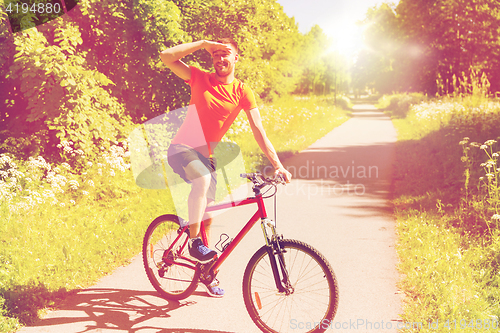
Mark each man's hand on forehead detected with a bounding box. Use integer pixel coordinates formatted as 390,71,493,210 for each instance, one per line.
203,41,233,56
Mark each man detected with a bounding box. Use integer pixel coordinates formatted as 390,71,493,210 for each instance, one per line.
160,38,292,297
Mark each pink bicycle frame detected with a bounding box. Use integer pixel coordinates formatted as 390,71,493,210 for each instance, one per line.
175,192,269,274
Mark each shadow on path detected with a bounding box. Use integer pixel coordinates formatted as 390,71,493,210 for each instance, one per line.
25,288,235,333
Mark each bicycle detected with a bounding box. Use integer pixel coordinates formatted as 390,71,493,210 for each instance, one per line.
142,172,339,333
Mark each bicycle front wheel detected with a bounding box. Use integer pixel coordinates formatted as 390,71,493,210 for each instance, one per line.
142,214,199,300
243,239,339,333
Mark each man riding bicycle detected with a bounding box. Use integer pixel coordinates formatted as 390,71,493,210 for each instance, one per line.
160,38,291,297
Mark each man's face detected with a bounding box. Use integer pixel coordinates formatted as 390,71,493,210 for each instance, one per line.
212,44,238,77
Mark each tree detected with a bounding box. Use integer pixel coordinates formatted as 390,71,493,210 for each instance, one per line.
0,0,339,159
355,0,500,95
352,3,400,94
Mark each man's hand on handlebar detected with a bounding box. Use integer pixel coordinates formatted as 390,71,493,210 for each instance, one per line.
275,166,292,184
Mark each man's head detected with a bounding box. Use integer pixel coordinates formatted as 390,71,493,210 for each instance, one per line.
216,38,238,54
212,38,239,78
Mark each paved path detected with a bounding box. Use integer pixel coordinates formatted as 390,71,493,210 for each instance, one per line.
18,104,402,333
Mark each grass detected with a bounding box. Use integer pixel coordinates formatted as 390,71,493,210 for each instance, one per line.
0,94,350,332
388,93,500,331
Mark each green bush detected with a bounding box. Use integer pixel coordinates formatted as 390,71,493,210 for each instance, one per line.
377,93,427,118
336,95,353,110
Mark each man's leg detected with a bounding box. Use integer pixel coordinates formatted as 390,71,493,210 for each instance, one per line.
182,157,224,297
202,202,214,247
183,159,211,238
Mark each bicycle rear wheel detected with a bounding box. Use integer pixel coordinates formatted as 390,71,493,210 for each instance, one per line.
243,239,338,333
142,214,199,300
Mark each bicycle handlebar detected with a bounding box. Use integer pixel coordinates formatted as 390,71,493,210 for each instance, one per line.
240,172,286,185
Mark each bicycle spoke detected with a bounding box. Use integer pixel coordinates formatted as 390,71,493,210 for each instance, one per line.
243,239,338,333
143,216,198,300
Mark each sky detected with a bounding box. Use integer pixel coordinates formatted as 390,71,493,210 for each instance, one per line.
277,0,396,59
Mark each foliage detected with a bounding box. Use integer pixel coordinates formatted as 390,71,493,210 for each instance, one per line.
74,0,190,121
0,142,169,330
293,26,350,96
352,3,400,94
172,0,333,101
392,97,500,331
0,0,339,160
335,95,353,111
355,0,500,95
12,23,132,153
376,93,427,118
397,211,500,332
397,0,500,94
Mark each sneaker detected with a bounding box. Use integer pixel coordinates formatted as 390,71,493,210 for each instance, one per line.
199,279,225,298
188,238,217,262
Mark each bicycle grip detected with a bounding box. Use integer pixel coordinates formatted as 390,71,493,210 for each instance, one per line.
240,172,260,179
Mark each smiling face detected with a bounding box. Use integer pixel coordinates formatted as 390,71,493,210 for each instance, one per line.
212,44,239,78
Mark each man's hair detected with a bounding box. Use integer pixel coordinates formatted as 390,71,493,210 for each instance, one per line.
217,37,238,54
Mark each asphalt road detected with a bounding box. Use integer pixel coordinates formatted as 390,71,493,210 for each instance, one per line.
17,104,403,333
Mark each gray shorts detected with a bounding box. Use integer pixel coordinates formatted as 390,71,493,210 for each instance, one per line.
167,144,217,201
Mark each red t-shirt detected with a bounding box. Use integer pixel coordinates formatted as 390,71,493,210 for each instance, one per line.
171,66,257,157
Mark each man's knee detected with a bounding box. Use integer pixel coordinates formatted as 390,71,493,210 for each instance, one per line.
191,174,211,192
185,160,212,190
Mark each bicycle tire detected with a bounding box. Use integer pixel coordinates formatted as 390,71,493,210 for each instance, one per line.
142,214,200,300
243,239,339,333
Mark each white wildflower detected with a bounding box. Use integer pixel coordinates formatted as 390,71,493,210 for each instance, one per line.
42,189,55,198
459,137,470,145
485,140,497,146
68,180,79,190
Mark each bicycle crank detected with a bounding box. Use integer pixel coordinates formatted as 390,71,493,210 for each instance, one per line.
198,259,218,285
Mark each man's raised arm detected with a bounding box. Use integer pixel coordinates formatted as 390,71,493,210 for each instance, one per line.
160,40,231,81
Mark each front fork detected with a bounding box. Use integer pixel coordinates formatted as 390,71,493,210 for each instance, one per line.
261,218,293,294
